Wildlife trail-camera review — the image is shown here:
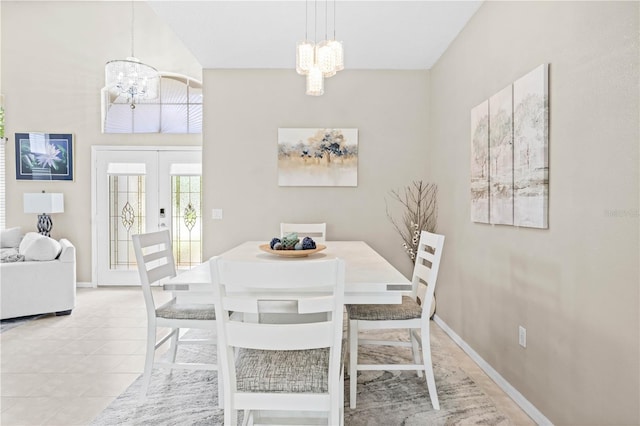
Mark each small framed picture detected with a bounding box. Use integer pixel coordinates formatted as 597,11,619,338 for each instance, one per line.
15,133,73,181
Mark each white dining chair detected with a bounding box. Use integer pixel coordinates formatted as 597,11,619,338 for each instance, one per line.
280,222,327,243
210,256,345,426
132,230,218,399
346,230,445,410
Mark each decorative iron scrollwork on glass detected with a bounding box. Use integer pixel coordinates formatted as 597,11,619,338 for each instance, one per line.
184,202,197,231
121,201,135,231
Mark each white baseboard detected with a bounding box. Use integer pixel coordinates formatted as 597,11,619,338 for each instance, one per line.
433,314,553,426
76,281,95,288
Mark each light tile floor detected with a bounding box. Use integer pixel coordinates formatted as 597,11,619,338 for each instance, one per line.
1,287,535,425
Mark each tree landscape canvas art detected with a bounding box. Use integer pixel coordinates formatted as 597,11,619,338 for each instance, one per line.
489,85,514,225
470,100,489,223
470,64,549,229
513,64,549,228
278,128,358,187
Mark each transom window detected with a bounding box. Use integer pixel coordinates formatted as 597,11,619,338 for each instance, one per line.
101,73,202,134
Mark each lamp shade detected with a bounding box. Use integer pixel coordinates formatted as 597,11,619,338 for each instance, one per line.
306,65,324,96
296,40,315,75
316,41,336,78
24,193,64,214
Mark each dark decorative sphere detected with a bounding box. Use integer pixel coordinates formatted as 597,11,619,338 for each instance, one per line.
301,236,316,250
270,238,281,249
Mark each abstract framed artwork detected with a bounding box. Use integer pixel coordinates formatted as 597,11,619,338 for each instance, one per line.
277,128,358,187
470,63,549,229
15,133,74,181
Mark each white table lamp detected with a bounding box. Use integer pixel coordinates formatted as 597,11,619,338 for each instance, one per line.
23,192,64,237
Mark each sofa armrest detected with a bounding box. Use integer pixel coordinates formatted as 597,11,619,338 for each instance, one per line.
58,238,76,263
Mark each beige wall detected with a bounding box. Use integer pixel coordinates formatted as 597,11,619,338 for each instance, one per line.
1,1,201,282
202,69,429,277
3,1,639,423
429,1,639,424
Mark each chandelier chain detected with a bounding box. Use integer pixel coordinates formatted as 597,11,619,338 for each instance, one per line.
130,0,135,57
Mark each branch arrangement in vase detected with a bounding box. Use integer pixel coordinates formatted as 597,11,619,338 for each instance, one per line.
386,181,438,263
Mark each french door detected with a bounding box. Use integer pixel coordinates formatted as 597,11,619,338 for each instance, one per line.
92,147,202,286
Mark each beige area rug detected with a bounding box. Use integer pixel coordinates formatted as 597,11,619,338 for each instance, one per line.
91,329,513,425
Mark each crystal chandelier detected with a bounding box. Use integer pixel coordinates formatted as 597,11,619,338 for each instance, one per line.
296,0,344,96
105,1,159,109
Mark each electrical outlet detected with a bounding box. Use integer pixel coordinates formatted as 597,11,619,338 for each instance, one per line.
212,209,223,220
518,326,527,348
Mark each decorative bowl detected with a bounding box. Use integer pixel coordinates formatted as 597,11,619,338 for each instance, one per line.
258,243,326,257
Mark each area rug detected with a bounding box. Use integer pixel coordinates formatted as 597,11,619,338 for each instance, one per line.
91,329,512,425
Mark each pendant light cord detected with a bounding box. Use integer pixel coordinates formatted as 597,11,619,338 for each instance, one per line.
333,0,336,40
314,0,317,43
325,0,328,40
305,0,308,40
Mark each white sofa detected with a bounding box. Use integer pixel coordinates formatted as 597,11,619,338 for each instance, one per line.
0,232,76,320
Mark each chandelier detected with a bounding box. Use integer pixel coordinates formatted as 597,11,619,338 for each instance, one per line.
296,0,344,96
105,1,159,109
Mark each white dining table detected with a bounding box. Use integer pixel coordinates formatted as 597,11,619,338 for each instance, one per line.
164,240,409,418
165,240,411,305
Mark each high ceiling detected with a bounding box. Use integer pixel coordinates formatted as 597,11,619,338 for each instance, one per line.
148,1,483,70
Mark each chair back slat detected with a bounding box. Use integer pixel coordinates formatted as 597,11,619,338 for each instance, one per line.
142,249,170,264
417,249,435,263
413,262,432,284
146,263,177,284
223,294,336,315
298,295,335,313
227,322,333,350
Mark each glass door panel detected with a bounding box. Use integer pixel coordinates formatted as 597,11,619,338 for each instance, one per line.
109,174,146,271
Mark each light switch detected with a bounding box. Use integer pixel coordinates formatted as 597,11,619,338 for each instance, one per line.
212,209,223,220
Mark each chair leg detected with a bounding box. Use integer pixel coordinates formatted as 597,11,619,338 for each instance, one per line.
421,325,439,410
169,327,179,363
330,369,341,426
349,319,358,409
225,406,237,426
217,368,224,409
241,409,250,426
330,404,340,425
344,319,350,375
339,368,345,426
410,328,423,378
140,324,156,398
